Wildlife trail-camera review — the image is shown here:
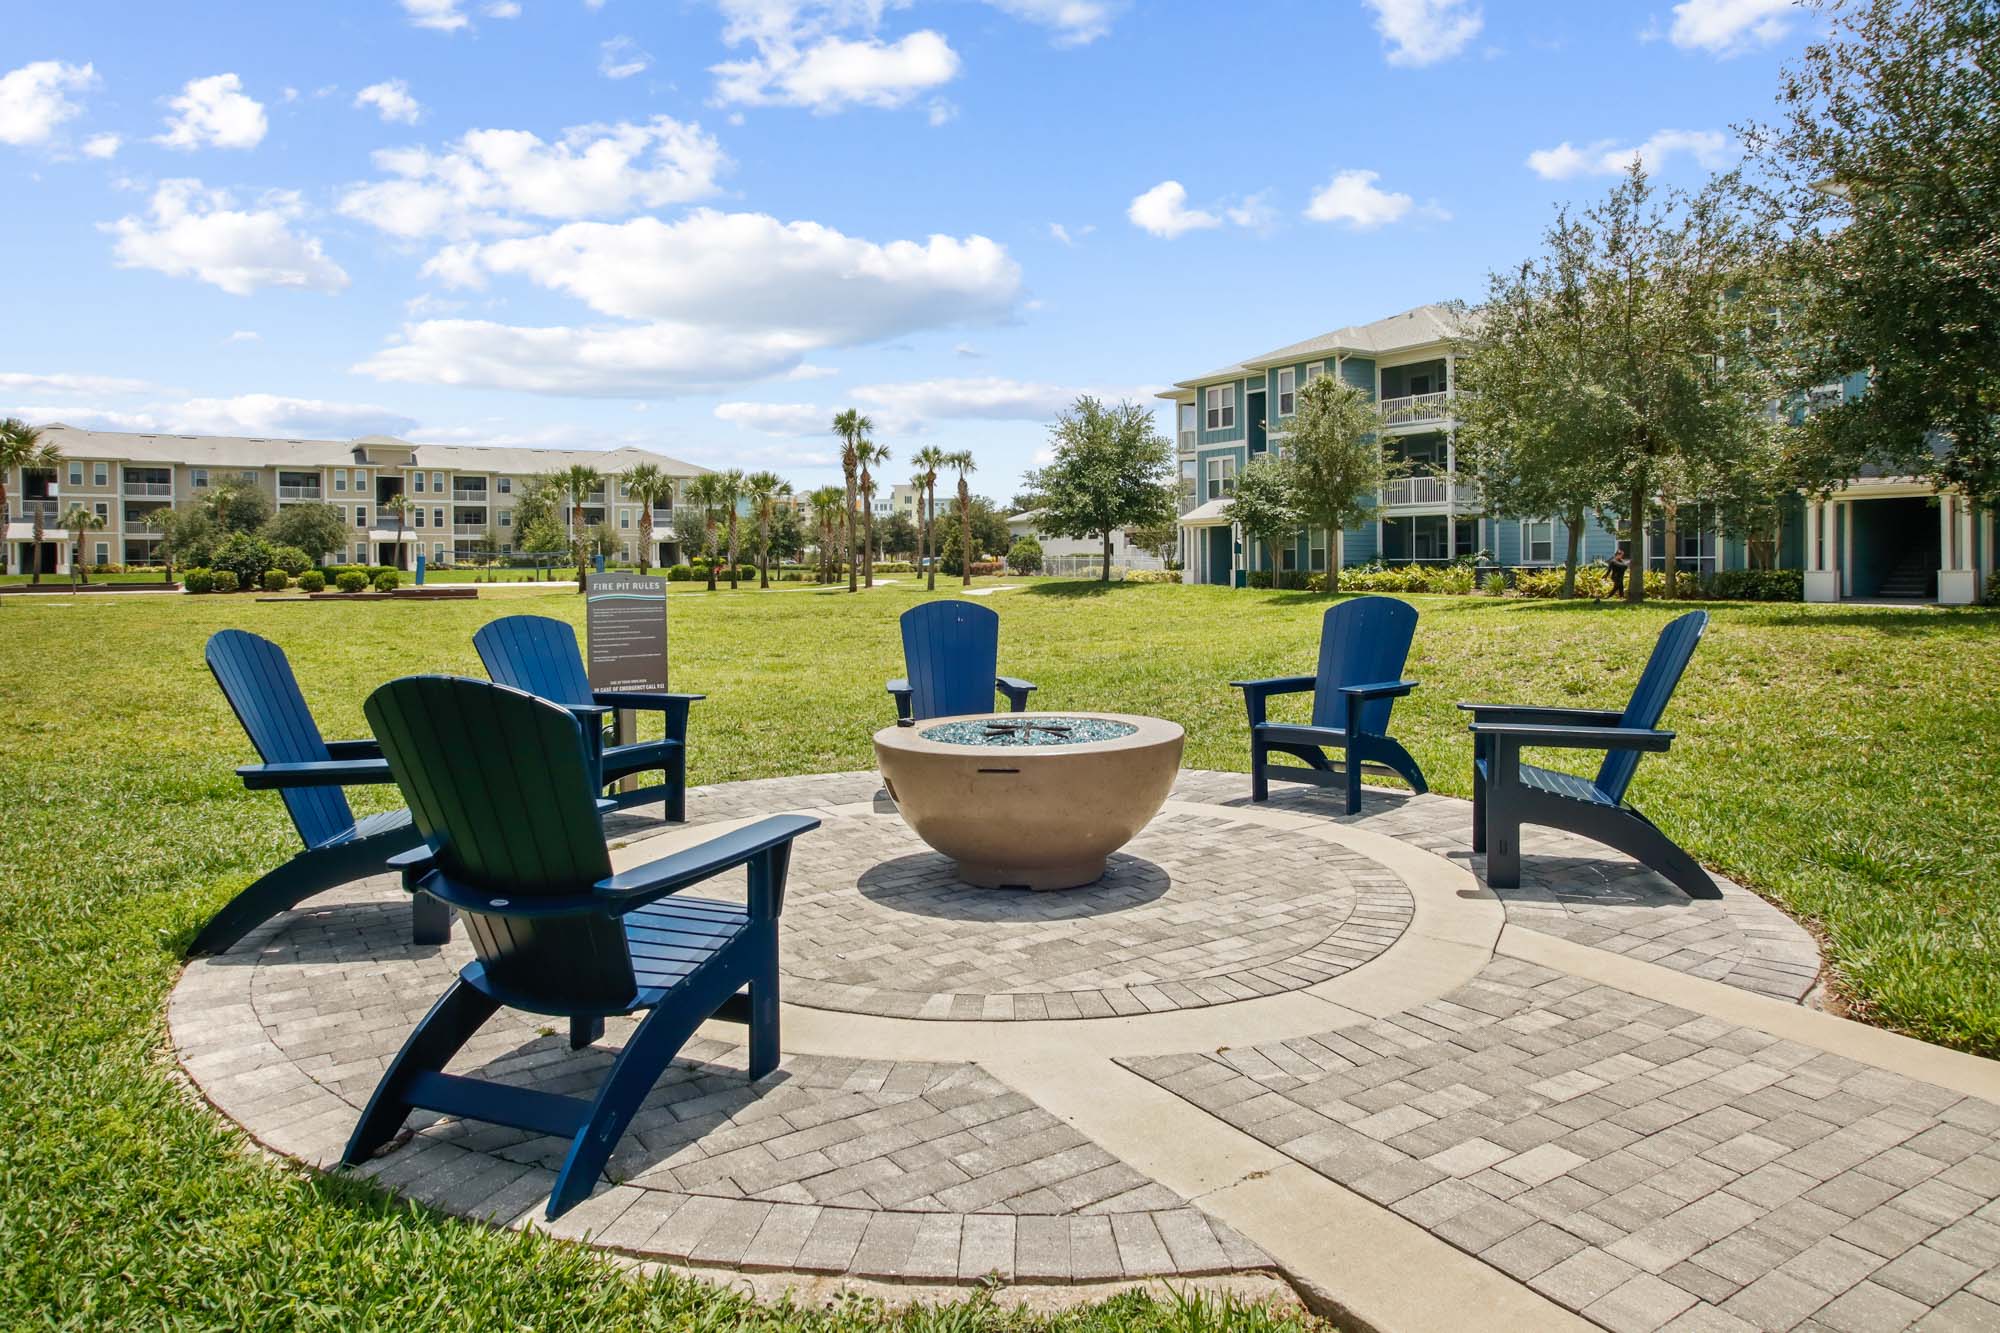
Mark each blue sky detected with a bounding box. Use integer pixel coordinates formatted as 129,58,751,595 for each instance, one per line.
2,0,1808,498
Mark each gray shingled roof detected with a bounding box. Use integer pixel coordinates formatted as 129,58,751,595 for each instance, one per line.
31,424,709,477
1159,303,1473,396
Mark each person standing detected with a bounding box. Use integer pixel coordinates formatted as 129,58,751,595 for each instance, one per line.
1605,546,1630,600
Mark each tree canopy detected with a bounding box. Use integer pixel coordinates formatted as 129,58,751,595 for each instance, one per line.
1283,375,1392,591
1032,396,1175,581
1225,455,1303,588
263,502,348,564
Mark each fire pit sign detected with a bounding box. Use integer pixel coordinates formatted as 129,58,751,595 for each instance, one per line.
585,574,668,691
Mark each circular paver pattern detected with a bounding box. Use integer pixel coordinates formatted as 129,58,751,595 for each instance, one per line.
774,804,1414,1021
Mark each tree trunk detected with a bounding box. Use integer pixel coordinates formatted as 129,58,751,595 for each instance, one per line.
959,486,972,586
1662,501,1679,600
844,477,858,593
1101,531,1113,582
758,513,770,588
926,488,938,590
1561,511,1583,599
915,499,926,592
573,505,587,591
638,512,653,576
30,512,43,585
704,519,717,591
727,514,739,589
78,534,90,584
1627,481,1646,604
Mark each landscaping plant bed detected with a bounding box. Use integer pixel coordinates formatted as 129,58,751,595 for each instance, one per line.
0,581,178,595
301,587,477,601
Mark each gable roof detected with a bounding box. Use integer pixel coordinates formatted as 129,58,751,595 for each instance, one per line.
1160,303,1472,397
29,424,709,477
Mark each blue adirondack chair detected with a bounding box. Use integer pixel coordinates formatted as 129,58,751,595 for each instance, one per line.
345,674,817,1220
1463,609,1717,899
886,599,1036,724
473,614,702,821
194,630,447,956
1231,596,1429,815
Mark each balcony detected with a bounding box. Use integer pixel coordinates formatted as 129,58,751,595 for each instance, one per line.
277,485,322,501
1378,391,1452,427
15,499,60,522
453,524,491,538
1381,476,1448,507
122,480,173,497
452,488,488,502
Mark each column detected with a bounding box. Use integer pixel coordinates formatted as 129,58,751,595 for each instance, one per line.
1940,492,1978,604
1804,499,1835,602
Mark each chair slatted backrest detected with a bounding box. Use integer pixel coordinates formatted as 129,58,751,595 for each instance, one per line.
901,600,1002,721
365,676,633,1012
1310,596,1419,735
474,615,594,709
1597,610,1709,804
206,630,354,851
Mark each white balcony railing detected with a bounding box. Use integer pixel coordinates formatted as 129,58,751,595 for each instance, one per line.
15,499,60,521
453,524,490,537
1381,476,1448,507
277,485,321,500
1378,391,1452,426
122,481,172,497
452,488,488,502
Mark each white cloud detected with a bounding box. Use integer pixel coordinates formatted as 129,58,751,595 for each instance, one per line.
1225,190,1277,233
355,319,824,396
82,132,121,159
0,60,97,148
599,37,652,79
338,117,727,238
355,79,423,125
1127,180,1220,238
851,375,1127,430
787,363,838,380
223,330,261,344
437,209,1021,337
11,394,417,439
103,179,348,296
402,0,471,30
1362,0,1483,67
484,0,522,14
714,30,960,113
953,342,982,358
0,370,154,396
1667,0,1796,56
982,0,1121,46
714,400,830,435
926,98,957,127
1526,128,1734,179
1304,169,1424,229
156,73,267,151
1048,221,1094,246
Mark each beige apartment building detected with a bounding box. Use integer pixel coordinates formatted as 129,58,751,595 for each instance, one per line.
4,424,709,575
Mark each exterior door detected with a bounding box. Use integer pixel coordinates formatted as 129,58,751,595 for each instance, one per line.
1207,527,1232,585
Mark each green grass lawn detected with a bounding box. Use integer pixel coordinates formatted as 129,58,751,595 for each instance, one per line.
2,579,1995,1327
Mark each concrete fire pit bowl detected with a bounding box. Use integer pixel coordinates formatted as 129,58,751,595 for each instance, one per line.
872,711,1185,890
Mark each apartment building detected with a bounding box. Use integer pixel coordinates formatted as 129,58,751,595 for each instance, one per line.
1159,304,1996,603
4,425,709,575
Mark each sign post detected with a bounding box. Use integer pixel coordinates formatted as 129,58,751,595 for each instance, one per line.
585,574,669,792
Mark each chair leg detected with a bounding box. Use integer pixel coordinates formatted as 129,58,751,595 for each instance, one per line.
344,978,500,1164
1471,747,1487,854
748,965,780,1081
1343,742,1363,815
547,999,711,1219
570,1016,605,1049
411,890,451,946
666,747,686,824
1486,803,1521,889
1250,736,1269,802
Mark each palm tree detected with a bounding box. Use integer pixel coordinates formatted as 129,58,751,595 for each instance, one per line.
620,462,673,576
857,439,890,588
0,419,60,584
808,485,844,583
383,495,415,571
944,450,977,587
683,472,726,590
744,470,787,589
60,503,105,584
831,409,871,593
720,469,744,590
913,445,946,592
556,464,604,590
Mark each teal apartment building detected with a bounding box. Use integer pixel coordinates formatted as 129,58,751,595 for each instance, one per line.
1161,304,1995,604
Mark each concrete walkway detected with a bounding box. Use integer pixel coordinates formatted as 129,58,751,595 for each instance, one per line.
170,772,2000,1331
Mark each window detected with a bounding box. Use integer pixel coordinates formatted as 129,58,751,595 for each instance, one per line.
191,468,209,488
1276,368,1296,417
413,472,425,493
93,501,108,521
1204,385,1236,431
1305,362,1327,384
95,541,109,565
334,469,347,492
93,463,108,487
240,471,257,484
68,462,83,486
497,477,512,494
355,505,368,528
414,509,426,528
432,472,444,494
619,511,631,529
1310,531,1328,571
432,507,443,528
434,542,445,561
1525,519,1555,565
1204,455,1237,500
499,511,511,527
1280,544,1298,572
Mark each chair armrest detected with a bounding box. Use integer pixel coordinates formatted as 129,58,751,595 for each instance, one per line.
1467,722,1674,752
595,814,822,911
1340,678,1419,701
1457,702,1625,725
236,758,394,790
387,843,438,892
887,678,913,725
1231,675,1316,729
324,738,384,760
592,691,700,742
996,677,1036,711
567,703,614,722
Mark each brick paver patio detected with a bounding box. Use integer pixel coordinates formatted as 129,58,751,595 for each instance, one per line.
170,769,2000,1331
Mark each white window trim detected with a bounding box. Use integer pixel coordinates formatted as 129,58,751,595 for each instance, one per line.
1204,384,1237,432
94,463,109,487
1276,367,1296,418
1305,362,1327,383
1521,517,1557,566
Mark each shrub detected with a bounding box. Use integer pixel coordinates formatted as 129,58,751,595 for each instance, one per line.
297,570,326,593
665,564,695,581
336,570,370,594
373,570,401,592
209,570,240,594
181,568,215,594
1987,569,2000,606
268,545,314,578
873,560,915,573
89,562,124,575
1126,569,1182,584
1706,568,1804,602
262,569,289,592
1006,537,1043,575
1247,570,1274,589
1482,571,1508,597
211,531,275,591
970,560,1003,577
1433,565,1476,596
